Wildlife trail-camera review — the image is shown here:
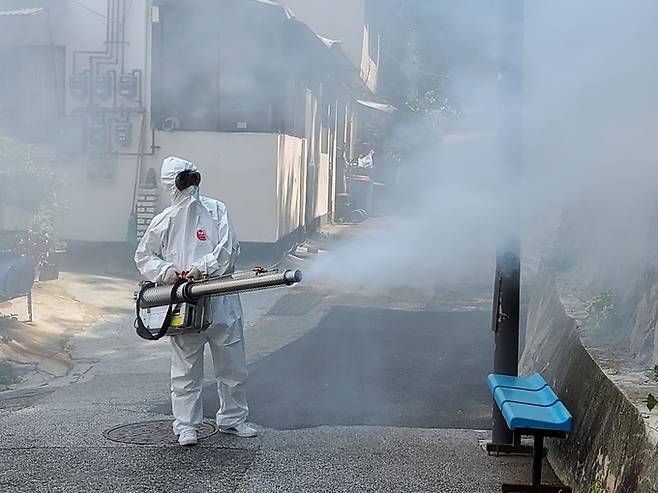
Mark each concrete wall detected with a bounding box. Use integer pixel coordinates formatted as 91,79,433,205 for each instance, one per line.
521,269,658,493
60,0,150,242
1,1,151,242
0,7,51,46
151,131,305,243
0,0,151,123
55,155,138,242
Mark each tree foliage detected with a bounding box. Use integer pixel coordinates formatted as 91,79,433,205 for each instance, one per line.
0,134,63,232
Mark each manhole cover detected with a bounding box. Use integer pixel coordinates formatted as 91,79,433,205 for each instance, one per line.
103,420,217,445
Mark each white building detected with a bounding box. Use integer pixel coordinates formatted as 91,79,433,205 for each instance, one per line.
0,0,383,248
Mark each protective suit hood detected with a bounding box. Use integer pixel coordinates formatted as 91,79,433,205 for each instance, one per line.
161,156,200,206
136,155,241,301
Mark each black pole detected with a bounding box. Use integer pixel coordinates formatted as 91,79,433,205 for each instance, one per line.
491,244,521,444
532,433,544,485
491,0,523,445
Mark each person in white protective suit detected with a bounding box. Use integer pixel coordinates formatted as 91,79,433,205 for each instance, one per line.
134,156,257,446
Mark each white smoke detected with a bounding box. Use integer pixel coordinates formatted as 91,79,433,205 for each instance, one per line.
309,0,658,304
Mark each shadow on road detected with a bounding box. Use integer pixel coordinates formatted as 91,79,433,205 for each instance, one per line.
157,306,493,430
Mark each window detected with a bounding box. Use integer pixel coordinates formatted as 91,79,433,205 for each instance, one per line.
153,2,220,131
152,1,290,134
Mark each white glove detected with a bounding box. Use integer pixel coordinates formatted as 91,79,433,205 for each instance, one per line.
186,266,202,280
162,266,179,284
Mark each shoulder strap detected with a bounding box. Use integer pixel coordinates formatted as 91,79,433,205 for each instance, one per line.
134,279,186,340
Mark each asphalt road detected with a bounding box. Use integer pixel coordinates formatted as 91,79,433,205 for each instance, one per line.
171,306,493,430
0,228,551,492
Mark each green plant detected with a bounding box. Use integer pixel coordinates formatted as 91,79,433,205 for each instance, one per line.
0,313,18,331
0,134,62,214
32,206,55,235
589,482,607,493
0,134,65,257
584,291,617,330
12,230,50,269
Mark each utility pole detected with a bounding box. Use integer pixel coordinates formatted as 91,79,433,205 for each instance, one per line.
490,0,524,446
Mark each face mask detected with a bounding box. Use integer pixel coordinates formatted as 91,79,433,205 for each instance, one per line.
175,170,201,191
179,185,198,196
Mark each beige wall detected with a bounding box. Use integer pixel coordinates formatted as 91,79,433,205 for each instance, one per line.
55,155,138,242
276,135,306,239
150,131,305,243
59,130,309,243
315,153,330,219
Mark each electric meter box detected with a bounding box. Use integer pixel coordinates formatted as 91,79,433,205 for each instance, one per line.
69,74,89,99
115,122,133,146
118,74,138,99
94,74,112,100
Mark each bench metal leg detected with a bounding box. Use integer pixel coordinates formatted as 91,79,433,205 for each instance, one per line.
487,430,545,456
532,433,544,485
501,432,572,493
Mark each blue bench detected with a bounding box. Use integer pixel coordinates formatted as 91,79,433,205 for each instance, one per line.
488,372,573,493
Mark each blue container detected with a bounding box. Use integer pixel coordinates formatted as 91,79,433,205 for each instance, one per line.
0,257,34,300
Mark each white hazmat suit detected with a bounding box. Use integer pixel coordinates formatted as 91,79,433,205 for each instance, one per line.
135,157,249,435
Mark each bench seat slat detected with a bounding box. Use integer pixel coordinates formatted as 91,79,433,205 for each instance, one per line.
487,372,548,394
494,386,559,408
501,400,573,432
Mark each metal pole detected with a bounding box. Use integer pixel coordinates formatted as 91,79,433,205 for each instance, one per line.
491,245,521,444
491,0,524,445
532,433,544,485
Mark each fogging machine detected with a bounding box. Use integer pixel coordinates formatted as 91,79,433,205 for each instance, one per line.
134,268,303,339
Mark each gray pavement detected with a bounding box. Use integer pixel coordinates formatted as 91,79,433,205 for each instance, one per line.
0,223,558,492
0,427,542,493
238,427,534,493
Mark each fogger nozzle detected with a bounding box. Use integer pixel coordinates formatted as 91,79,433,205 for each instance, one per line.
285,269,304,284
137,269,303,309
